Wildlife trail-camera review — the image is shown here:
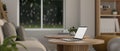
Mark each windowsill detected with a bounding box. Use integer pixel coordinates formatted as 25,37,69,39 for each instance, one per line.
25,28,64,31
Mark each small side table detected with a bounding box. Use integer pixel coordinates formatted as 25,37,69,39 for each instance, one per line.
48,39,104,51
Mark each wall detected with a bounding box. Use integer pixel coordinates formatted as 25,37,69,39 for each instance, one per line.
2,0,18,26
80,0,95,38
3,0,95,51
65,0,80,28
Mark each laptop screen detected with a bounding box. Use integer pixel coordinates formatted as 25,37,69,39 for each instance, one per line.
74,26,87,39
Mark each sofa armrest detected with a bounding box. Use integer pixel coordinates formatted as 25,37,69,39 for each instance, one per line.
24,37,38,41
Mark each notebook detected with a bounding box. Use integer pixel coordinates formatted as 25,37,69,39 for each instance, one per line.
62,26,87,41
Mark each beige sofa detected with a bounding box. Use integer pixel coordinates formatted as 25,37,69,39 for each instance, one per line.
0,19,46,51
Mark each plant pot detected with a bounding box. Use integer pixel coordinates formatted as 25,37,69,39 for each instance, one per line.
69,31,76,36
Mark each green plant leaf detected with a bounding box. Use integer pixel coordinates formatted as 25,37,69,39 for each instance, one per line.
0,36,27,51
15,42,28,51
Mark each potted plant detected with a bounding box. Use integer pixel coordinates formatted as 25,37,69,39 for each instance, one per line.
68,26,77,36
112,9,118,15
0,36,27,51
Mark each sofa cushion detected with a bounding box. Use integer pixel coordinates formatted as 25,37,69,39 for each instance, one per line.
17,40,46,51
16,26,25,41
2,22,17,40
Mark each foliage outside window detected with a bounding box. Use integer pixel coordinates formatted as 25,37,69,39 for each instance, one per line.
20,0,63,29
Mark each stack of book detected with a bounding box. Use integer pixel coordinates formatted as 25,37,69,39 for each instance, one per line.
100,18,120,33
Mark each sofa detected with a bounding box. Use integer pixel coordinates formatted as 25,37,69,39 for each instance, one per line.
0,19,46,51
93,35,120,51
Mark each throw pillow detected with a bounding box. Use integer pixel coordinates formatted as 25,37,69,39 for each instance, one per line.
2,22,17,40
16,26,25,41
0,19,7,44
0,27,4,44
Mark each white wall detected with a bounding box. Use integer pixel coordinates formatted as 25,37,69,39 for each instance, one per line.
65,0,80,28
3,0,18,26
80,0,95,38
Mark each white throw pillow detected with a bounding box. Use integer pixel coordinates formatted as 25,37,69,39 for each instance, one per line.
0,27,4,44
0,19,6,44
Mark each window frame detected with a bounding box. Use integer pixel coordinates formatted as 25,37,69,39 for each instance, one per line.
18,0,66,30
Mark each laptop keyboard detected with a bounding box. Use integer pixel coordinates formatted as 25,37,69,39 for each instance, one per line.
62,38,82,41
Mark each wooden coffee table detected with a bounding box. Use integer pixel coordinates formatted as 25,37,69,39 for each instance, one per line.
48,39,104,51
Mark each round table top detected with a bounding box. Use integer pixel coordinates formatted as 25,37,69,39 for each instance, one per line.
45,35,89,39
48,39,104,45
45,35,73,39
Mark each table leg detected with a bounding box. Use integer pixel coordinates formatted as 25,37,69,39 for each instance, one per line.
57,45,89,51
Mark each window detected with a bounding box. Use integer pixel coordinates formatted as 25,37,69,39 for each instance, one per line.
20,0,63,29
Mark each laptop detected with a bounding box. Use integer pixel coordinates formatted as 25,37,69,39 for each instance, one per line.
62,26,87,41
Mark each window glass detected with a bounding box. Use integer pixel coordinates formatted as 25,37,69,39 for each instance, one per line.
43,0,63,28
20,0,63,29
20,0,41,28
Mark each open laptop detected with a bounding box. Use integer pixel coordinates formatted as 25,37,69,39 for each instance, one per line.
62,26,87,41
